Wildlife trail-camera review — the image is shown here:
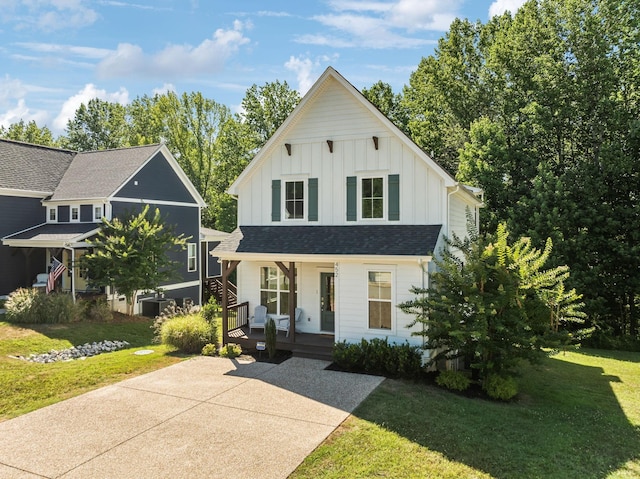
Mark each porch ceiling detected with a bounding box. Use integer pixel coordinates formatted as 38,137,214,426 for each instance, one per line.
2,222,99,248
212,224,441,261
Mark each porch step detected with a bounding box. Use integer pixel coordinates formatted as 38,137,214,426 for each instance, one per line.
291,346,333,362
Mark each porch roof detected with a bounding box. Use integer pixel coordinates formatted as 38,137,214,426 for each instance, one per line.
2,222,99,248
212,225,441,261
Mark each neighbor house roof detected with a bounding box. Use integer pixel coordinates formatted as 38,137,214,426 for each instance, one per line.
49,144,163,201
212,225,441,260
0,139,75,194
2,222,99,248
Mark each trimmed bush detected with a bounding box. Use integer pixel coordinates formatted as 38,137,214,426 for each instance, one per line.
160,314,216,354
436,369,471,392
265,318,277,359
201,343,218,356
219,343,242,358
201,297,219,323
483,374,518,401
332,338,423,379
5,289,80,324
82,298,113,322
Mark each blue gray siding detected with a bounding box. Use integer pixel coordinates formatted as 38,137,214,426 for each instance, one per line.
115,152,197,204
0,195,47,294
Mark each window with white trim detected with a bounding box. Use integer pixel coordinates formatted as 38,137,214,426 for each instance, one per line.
368,271,392,330
361,177,384,219
94,205,103,222
260,266,297,315
48,207,57,222
71,206,79,222
187,243,197,272
285,180,304,219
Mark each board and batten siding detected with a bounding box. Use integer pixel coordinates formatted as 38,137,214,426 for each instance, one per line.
335,261,426,347
237,78,444,227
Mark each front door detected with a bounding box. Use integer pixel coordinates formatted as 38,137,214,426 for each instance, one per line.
320,272,335,332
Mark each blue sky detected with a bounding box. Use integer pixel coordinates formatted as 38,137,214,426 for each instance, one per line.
0,0,526,135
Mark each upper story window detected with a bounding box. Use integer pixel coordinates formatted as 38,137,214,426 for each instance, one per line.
362,177,384,219
285,181,304,219
187,243,197,272
48,207,57,222
71,206,79,222
94,205,103,222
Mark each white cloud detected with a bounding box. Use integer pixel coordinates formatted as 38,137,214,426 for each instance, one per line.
0,99,49,129
285,54,340,96
96,21,250,79
152,83,176,96
6,0,98,32
53,84,129,131
15,42,111,59
299,0,457,49
488,0,527,18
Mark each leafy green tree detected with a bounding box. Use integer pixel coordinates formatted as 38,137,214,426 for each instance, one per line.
241,80,300,146
80,206,188,315
399,220,584,380
62,98,128,151
362,81,410,134
0,120,57,146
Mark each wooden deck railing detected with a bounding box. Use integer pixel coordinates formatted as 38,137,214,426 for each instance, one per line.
227,301,249,331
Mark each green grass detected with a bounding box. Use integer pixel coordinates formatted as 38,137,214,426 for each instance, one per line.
0,317,185,421
292,349,640,479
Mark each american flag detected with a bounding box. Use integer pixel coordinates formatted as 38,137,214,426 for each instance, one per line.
46,257,66,294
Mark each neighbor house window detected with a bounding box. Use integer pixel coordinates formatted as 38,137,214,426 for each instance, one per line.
71,206,79,221
285,181,304,219
260,266,297,315
368,271,392,330
362,177,384,219
187,243,197,272
94,205,103,222
49,207,57,222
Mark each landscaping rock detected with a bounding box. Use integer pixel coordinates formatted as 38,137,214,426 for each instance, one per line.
13,340,130,363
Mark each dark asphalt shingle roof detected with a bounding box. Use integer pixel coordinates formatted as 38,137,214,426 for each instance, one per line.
3,222,99,241
0,139,75,192
50,144,162,200
213,225,442,257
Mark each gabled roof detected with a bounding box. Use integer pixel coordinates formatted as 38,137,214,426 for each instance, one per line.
229,66,479,205
49,144,163,201
212,225,441,261
0,139,75,194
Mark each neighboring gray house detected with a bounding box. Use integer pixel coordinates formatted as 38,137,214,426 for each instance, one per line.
0,139,206,312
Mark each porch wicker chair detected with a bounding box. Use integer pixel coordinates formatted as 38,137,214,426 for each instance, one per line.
248,305,268,334
277,307,303,337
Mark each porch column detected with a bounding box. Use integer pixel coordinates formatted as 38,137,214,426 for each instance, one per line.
275,261,296,343
221,260,240,345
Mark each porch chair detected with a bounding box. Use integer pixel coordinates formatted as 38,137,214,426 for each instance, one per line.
276,307,303,337
248,305,268,334
32,273,49,289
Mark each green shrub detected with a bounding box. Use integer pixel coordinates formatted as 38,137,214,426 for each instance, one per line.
82,298,113,322
5,289,80,324
160,314,216,353
201,343,218,356
483,374,518,401
201,297,219,323
265,318,277,359
219,343,242,358
436,369,471,392
332,338,423,379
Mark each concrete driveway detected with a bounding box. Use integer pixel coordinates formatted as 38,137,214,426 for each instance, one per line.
0,356,383,479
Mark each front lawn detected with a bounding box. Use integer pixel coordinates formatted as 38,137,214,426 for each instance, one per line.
0,316,184,421
292,349,640,479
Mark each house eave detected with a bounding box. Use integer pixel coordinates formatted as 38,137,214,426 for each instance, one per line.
213,251,432,264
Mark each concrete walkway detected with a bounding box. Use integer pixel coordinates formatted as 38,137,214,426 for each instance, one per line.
0,356,383,479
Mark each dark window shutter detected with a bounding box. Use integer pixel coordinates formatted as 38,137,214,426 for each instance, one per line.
346,176,357,221
271,179,281,222
388,174,400,221
308,178,318,221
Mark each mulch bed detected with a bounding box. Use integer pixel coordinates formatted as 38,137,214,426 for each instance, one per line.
243,348,293,364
